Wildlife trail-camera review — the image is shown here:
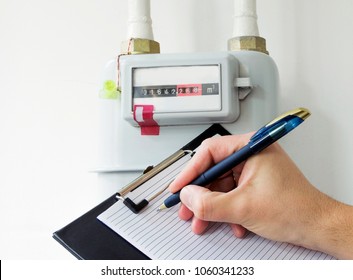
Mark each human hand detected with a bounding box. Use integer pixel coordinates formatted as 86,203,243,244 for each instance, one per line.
168,133,339,253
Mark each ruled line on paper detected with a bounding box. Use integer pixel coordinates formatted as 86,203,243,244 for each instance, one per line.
97,154,335,260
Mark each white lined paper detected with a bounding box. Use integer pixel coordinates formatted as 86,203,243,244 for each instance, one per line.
98,154,334,260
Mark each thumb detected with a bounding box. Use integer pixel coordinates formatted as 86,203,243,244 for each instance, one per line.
180,185,236,222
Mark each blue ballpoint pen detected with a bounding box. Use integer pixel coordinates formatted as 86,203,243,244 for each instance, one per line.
157,107,311,211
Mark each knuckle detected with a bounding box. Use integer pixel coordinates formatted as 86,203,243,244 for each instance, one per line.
200,138,213,148
198,138,214,155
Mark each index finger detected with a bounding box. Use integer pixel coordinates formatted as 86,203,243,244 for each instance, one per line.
169,133,253,193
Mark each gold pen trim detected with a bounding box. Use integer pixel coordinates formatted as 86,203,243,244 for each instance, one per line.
266,107,311,127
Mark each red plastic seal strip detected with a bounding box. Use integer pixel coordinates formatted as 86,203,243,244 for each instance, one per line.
133,105,160,136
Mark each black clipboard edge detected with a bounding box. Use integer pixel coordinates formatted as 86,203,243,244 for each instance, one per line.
53,195,149,260
181,124,231,151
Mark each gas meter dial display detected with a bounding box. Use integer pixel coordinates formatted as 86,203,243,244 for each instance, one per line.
121,52,240,126
132,65,220,113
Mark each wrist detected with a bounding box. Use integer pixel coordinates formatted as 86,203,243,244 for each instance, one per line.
321,202,353,259
301,191,353,259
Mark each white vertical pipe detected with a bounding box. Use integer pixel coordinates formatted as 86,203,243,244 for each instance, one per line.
127,0,154,40
232,0,260,37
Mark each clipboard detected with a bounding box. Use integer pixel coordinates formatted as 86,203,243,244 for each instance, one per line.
53,124,231,260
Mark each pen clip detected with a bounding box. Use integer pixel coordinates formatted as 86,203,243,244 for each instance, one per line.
250,108,310,144
250,120,283,143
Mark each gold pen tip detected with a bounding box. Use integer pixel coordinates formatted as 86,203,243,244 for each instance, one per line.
296,107,311,120
266,107,311,126
157,204,167,212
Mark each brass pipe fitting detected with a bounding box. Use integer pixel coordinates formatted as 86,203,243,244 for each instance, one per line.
228,36,269,55
121,38,160,54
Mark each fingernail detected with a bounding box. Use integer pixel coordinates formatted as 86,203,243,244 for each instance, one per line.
180,186,192,209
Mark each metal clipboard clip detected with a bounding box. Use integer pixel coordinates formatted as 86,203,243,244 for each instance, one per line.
115,149,194,213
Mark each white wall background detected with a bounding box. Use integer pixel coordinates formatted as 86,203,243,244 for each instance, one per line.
1,0,353,259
